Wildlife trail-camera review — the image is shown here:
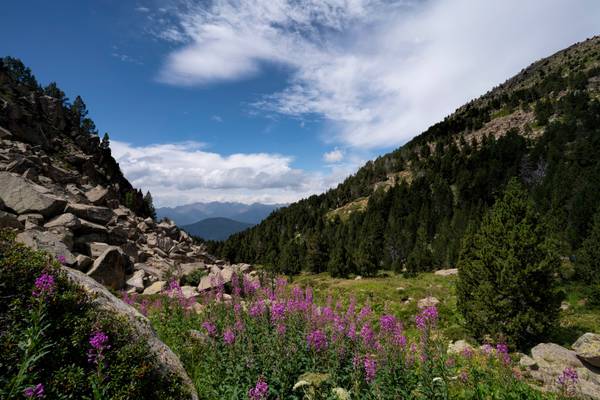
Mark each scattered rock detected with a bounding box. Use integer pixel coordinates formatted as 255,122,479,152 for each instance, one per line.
65,203,113,224
87,247,129,290
573,333,600,368
519,355,537,369
126,269,146,292
560,301,570,311
0,210,23,229
180,286,198,299
531,343,584,369
143,281,166,295
448,340,474,355
0,171,66,217
417,296,440,308
85,185,110,205
354,275,362,280
434,268,458,276
16,230,75,266
44,213,80,230
18,213,44,226
75,254,93,271
88,241,111,258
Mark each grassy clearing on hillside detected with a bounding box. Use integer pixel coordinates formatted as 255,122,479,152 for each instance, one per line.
291,272,600,348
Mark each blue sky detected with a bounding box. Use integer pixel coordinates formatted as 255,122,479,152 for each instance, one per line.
1,1,599,206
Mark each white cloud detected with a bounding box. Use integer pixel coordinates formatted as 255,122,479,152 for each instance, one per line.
110,140,352,206
211,115,223,122
323,148,344,163
156,0,600,149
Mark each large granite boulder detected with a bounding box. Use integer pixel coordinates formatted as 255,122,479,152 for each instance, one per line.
573,333,600,368
44,213,81,230
65,203,113,224
86,247,129,290
0,171,66,217
85,185,109,205
62,267,198,400
15,230,76,266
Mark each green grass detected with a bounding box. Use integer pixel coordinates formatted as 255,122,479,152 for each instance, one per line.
290,272,600,348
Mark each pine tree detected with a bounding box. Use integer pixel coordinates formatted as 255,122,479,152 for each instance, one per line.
100,133,110,150
576,207,600,283
406,224,432,275
143,191,157,220
327,241,348,277
457,178,562,349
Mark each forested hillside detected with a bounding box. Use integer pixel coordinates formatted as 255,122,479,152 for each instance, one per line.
213,36,600,278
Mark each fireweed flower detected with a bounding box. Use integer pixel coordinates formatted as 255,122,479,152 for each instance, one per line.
358,305,372,322
23,383,44,398
481,344,493,355
307,329,328,351
380,314,397,333
347,323,357,341
360,323,375,348
248,377,269,400
461,347,474,359
250,300,266,317
364,355,377,383
276,323,286,336
496,343,510,364
87,331,110,365
415,306,438,330
56,254,67,265
202,321,217,337
271,302,286,322
223,328,236,345
32,273,55,298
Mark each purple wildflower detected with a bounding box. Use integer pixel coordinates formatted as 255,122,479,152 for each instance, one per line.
415,306,438,330
23,383,44,398
202,321,217,337
459,370,469,383
461,347,474,359
32,273,55,298
364,355,377,383
56,255,67,265
248,377,269,400
276,323,286,336
481,344,493,355
358,305,372,321
496,343,510,364
380,314,397,333
87,331,110,365
307,329,328,351
223,328,236,345
249,300,266,318
557,367,578,386
271,302,286,322
360,323,375,348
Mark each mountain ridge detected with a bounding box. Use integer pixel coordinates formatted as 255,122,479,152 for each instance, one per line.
156,201,285,226
213,36,600,277
182,217,254,241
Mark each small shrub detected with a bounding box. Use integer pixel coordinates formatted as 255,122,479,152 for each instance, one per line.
180,269,208,287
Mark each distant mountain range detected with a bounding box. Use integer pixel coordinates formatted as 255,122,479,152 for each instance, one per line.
156,202,286,226
182,217,254,241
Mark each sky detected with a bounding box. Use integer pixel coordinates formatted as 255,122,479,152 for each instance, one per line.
1,0,599,207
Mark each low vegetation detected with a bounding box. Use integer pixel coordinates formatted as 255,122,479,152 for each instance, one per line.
0,232,187,399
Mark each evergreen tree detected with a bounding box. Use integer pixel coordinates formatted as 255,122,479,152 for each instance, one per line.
143,191,157,220
457,179,562,349
327,241,348,277
44,82,66,103
406,224,432,275
100,133,111,150
576,208,600,283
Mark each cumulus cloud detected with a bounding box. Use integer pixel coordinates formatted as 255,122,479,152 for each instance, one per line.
111,140,352,206
156,0,600,149
323,148,344,163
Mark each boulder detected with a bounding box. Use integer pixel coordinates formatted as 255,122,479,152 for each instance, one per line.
89,241,111,258
86,247,129,290
75,254,93,271
0,171,66,217
77,218,108,234
61,267,198,400
44,213,80,230
16,230,76,266
18,213,44,226
531,343,584,369
180,286,198,299
126,269,146,292
417,296,440,308
573,333,600,368
447,340,474,355
434,268,459,276
65,203,113,224
143,281,166,295
0,210,23,229
85,185,109,205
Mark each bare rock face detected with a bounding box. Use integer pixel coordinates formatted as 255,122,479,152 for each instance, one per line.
87,247,129,290
573,333,600,368
44,213,81,230
16,230,76,266
62,267,198,400
0,171,66,217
